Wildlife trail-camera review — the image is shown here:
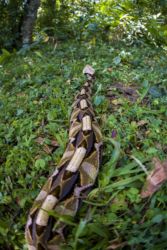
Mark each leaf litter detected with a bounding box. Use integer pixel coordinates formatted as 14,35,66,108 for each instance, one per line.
107,82,139,103
141,157,167,198
36,136,59,154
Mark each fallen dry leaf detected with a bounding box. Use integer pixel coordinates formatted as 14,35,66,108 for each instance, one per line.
36,136,59,154
137,120,148,127
17,92,27,97
36,137,45,145
107,82,139,103
141,157,167,198
107,67,113,72
50,139,59,147
107,238,127,249
43,145,54,154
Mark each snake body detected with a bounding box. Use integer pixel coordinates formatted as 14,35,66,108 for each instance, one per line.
25,65,102,249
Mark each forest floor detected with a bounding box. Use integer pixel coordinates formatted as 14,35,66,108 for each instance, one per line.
0,40,167,250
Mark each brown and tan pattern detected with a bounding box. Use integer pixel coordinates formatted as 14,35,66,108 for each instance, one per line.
25,65,103,250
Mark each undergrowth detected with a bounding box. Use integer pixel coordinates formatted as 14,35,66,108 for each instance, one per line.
0,40,167,249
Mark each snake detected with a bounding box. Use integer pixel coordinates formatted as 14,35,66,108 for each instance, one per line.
25,65,103,250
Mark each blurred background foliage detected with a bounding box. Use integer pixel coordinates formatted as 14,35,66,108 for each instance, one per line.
0,0,167,50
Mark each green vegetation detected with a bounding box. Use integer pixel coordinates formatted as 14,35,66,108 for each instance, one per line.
0,40,167,249
1,0,167,49
0,0,167,249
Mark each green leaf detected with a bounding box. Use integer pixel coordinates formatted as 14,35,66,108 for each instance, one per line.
74,220,87,250
146,147,158,154
94,95,105,106
35,159,46,170
113,56,121,65
0,49,11,64
16,109,24,116
47,110,57,121
149,86,163,98
35,51,43,58
152,214,163,223
47,210,76,226
100,137,121,187
103,175,144,192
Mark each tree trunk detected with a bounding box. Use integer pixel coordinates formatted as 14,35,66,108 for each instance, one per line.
21,0,40,47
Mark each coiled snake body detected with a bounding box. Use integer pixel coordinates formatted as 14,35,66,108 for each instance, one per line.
25,65,102,249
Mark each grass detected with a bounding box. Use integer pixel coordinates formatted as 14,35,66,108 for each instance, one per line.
0,39,167,250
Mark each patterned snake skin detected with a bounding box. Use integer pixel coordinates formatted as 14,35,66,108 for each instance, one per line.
25,65,103,250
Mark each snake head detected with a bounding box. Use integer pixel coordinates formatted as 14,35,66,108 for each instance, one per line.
83,65,95,76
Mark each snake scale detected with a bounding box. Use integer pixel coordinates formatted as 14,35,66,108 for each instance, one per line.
25,65,103,250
